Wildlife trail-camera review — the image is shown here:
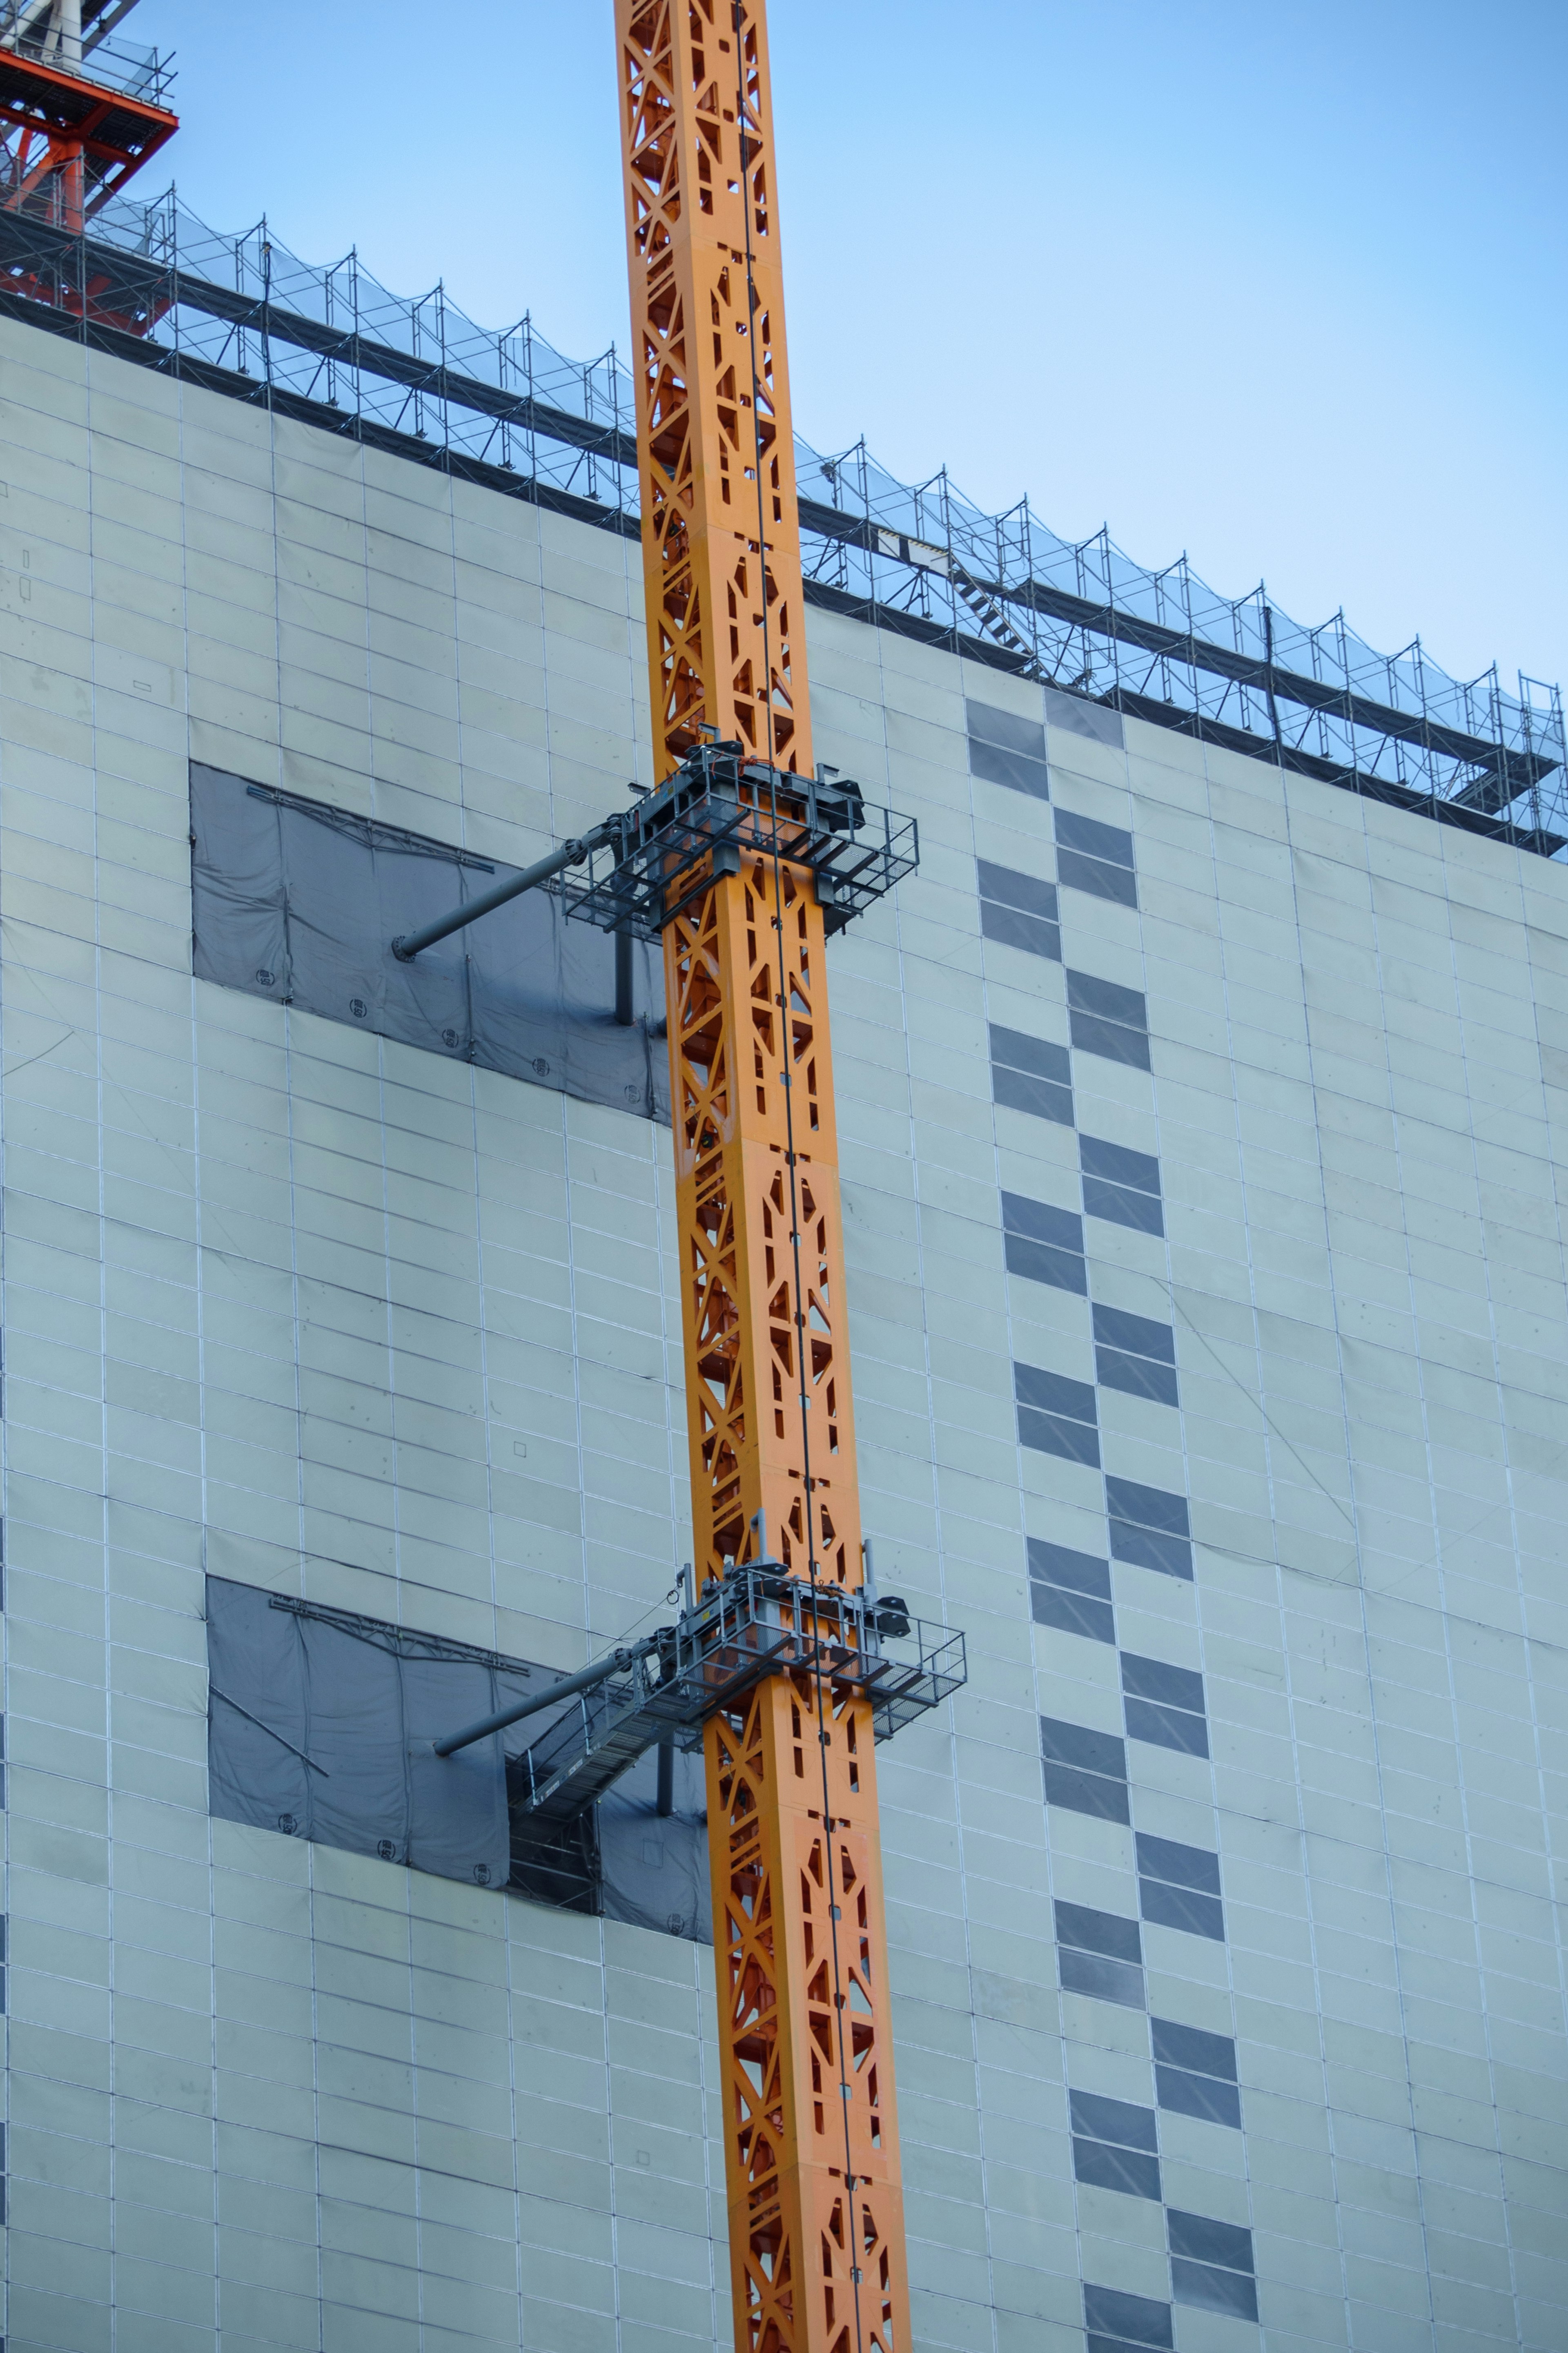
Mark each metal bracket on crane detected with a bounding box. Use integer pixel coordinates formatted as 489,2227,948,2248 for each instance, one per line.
553,738,919,941
434,1561,965,1834
386,741,918,970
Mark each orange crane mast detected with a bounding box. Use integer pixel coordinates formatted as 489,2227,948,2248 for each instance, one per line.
615,8,913,2352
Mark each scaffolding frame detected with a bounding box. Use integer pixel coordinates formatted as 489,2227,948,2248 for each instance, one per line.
2,185,1560,854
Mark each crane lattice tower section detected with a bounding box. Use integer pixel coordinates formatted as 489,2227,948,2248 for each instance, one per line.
618,7,907,2352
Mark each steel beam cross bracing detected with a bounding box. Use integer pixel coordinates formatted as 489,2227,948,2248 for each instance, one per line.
614,6,916,2352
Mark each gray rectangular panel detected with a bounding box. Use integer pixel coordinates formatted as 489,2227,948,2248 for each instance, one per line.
1151,2018,1236,2079
1015,1363,1098,1426
1070,2090,1159,2151
1108,1520,1192,1579
1093,1306,1176,1364
1167,2211,1253,2274
1028,1540,1113,1601
1082,2286,1173,2349
1136,1831,1220,1894
994,1066,1075,1127
1080,1136,1161,1195
1070,1010,1153,1070
980,899,1061,963
1018,1406,1102,1467
1120,1654,1205,1713
1072,2137,1161,2201
1139,1880,1225,1941
1006,1230,1088,1295
1059,1946,1145,2008
1169,2261,1258,2322
1106,1479,1190,1537
191,764,669,1123
968,736,1051,798
1155,2066,1241,2130
1055,808,1135,869
1045,1763,1131,1823
1067,969,1147,1028
1124,1696,1209,1758
1029,1540,1114,1640
1003,1194,1085,1253
977,859,1058,918
1044,687,1125,747
1030,1581,1115,1645
1057,847,1139,906
967,700,1047,759
1041,1716,1126,1780
1097,1347,1180,1407
990,1023,1072,1085
1082,1177,1165,1236
1056,1900,1142,1964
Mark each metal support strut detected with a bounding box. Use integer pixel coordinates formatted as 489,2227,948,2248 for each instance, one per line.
433,1646,646,1758
390,827,610,961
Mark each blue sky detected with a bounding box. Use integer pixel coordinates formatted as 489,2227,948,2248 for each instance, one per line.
145,0,1564,694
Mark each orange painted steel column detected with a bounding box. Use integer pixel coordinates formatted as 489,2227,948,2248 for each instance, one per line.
666,851,908,2353
615,9,911,2353
617,0,808,778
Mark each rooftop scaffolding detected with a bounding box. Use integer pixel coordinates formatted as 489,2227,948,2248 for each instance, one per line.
2,187,1559,854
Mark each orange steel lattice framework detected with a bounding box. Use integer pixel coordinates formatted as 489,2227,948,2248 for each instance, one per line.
615,7,911,2353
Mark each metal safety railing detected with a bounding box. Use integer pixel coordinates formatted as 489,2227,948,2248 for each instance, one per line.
438,1562,966,1832
3,184,1560,850
0,13,174,105
552,740,918,943
380,740,916,973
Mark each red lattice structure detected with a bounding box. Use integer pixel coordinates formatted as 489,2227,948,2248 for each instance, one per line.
0,11,176,323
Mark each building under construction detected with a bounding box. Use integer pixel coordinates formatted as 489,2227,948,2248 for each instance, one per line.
0,6,1565,2353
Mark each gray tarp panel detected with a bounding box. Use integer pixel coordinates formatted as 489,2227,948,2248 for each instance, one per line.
403,1656,520,1887
207,1578,516,1887
599,1746,711,1943
191,763,670,1123
206,1577,710,1934
208,1578,311,1832
299,1608,406,1862
1043,684,1125,749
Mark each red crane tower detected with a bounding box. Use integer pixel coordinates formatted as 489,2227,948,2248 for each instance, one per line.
0,0,176,289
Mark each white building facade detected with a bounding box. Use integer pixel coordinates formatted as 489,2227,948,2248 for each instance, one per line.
0,283,1565,2353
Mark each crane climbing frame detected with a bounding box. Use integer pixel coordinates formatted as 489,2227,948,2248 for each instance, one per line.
614,6,917,2352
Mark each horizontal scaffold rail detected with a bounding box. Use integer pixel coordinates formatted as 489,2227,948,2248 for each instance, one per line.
797,506,1554,801
0,205,635,462
5,192,1561,851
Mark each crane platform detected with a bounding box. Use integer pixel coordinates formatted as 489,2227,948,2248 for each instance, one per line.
506,1565,966,1831
551,737,919,943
